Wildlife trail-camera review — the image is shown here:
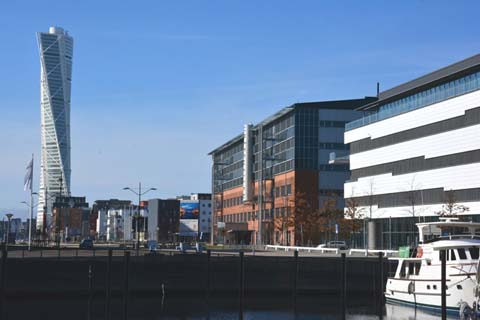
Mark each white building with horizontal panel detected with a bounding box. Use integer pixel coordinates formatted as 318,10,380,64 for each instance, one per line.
344,54,480,249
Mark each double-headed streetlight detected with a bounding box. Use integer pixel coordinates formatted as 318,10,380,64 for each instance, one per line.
123,182,156,251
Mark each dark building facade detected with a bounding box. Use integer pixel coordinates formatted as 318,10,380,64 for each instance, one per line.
51,196,89,242
147,199,180,243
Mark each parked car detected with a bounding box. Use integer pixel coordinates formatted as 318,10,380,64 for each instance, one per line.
79,238,94,249
325,240,348,250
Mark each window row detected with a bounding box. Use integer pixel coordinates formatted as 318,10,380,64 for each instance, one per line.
319,142,348,150
319,120,346,128
223,196,243,208
347,70,480,131
274,184,292,197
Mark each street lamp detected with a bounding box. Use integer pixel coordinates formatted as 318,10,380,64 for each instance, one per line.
123,182,156,252
210,161,229,245
21,192,38,251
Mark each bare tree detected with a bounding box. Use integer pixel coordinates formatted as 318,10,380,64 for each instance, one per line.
362,178,376,249
344,188,365,246
274,214,289,245
436,189,470,217
288,192,314,246
365,178,376,219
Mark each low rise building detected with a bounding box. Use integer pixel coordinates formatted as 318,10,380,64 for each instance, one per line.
147,199,180,243
178,193,212,240
93,199,132,241
51,196,89,242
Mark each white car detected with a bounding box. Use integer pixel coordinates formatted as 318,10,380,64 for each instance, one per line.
325,241,348,250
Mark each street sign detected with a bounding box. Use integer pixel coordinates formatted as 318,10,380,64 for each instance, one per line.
217,222,225,229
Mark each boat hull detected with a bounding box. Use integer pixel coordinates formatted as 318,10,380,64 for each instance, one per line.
385,277,478,314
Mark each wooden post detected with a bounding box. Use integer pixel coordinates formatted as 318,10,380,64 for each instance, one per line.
105,249,112,320
0,245,7,318
293,250,298,304
87,264,94,320
378,252,384,319
441,250,447,320
206,250,211,298
123,251,130,320
239,251,244,309
340,253,346,320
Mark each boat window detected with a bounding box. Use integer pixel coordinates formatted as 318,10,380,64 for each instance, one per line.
427,285,431,290
433,285,437,290
450,249,456,260
415,262,421,275
399,261,406,278
408,262,415,275
469,247,479,259
458,248,467,259
457,285,463,290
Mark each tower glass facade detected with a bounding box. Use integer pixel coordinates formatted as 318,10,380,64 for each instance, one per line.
36,27,73,230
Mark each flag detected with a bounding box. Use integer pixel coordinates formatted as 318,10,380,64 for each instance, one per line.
24,157,33,191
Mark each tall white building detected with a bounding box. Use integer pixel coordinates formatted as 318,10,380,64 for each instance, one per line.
344,54,480,249
36,27,73,230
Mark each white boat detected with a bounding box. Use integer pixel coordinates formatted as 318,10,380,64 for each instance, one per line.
385,218,480,316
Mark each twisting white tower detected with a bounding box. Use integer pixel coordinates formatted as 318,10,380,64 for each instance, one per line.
36,27,73,230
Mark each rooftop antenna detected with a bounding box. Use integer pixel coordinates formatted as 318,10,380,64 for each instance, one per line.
376,82,380,98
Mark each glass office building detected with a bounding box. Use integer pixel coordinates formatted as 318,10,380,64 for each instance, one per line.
210,97,376,245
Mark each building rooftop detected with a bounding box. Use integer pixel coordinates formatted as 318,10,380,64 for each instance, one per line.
361,53,480,111
208,97,376,155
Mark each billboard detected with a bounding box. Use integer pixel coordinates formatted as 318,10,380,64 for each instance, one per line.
179,219,198,237
180,201,199,219
243,124,253,202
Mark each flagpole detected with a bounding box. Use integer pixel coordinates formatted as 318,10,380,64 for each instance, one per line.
28,153,33,251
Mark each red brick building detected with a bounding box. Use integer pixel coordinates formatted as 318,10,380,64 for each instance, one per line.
209,98,375,245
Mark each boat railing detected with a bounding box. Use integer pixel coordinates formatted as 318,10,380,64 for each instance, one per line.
422,234,480,244
264,245,339,254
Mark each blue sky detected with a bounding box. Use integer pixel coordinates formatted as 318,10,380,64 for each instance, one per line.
1,1,480,218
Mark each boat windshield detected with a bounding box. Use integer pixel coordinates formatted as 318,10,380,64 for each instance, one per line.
417,219,480,243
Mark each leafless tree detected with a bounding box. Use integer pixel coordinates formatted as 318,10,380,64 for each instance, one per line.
436,189,470,217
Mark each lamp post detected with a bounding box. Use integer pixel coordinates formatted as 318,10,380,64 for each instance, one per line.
123,182,156,252
210,161,229,245
5,213,13,249
21,192,38,251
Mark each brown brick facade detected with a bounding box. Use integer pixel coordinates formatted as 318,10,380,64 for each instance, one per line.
215,170,322,245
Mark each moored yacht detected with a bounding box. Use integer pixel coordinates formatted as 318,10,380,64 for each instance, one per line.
385,218,480,315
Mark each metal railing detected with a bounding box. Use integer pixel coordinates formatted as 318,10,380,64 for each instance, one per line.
348,248,398,257
265,245,339,254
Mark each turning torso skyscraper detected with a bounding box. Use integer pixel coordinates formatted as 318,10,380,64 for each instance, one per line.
36,26,73,230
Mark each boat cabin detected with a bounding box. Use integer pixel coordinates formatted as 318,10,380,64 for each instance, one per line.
417,217,480,243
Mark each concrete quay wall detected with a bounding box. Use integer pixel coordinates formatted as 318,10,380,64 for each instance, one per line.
1,253,396,298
